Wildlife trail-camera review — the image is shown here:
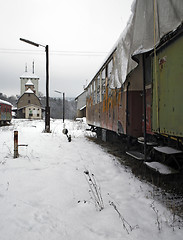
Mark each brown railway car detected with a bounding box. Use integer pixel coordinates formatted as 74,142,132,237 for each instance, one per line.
0,99,12,125
86,24,183,150
85,1,183,169
86,54,144,139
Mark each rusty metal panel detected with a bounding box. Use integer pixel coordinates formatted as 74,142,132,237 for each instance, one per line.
152,34,183,137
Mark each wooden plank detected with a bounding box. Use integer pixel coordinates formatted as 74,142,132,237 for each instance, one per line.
154,146,182,155
126,151,151,161
137,137,157,146
138,140,157,146
144,162,178,175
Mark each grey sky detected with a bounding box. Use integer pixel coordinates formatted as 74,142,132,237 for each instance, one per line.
0,0,133,98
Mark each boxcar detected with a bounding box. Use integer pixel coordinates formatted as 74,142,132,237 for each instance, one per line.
0,99,12,125
152,29,183,141
142,26,183,146
86,24,183,149
86,53,144,140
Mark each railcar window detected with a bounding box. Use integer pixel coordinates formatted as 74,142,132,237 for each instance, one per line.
94,78,97,105
107,59,113,81
90,84,92,95
102,68,106,100
92,81,95,104
97,75,100,103
108,59,113,97
86,87,88,98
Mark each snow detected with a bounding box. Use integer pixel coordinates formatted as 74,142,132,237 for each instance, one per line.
25,88,34,94
20,72,39,79
145,162,178,175
0,99,12,106
0,119,183,240
25,80,34,86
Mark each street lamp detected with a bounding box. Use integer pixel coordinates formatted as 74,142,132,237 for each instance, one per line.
20,38,50,133
54,90,65,123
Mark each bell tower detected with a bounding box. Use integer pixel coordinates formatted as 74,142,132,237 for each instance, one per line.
20,61,39,96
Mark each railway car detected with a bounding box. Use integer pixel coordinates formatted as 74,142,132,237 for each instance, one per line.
0,99,12,125
86,51,143,140
86,0,183,163
150,27,183,146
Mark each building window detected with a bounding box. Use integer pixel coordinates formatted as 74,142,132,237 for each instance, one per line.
37,114,39,117
28,100,30,104
29,113,33,117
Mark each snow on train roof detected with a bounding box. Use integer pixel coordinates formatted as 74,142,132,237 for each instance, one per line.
0,99,12,106
87,0,183,89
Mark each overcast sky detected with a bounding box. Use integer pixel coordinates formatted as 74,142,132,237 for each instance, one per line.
0,0,134,98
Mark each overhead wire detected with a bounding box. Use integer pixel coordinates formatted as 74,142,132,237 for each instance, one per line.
0,48,108,56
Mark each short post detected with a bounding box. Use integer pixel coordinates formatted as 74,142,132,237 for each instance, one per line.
14,131,18,158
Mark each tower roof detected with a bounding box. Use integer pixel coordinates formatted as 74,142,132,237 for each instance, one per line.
25,79,34,86
25,88,34,94
20,71,39,79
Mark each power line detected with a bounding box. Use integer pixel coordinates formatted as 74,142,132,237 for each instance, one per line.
0,48,108,56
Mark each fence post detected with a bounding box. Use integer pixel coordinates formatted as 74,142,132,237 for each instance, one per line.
14,131,18,158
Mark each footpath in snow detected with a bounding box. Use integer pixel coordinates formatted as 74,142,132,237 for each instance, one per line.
0,119,183,240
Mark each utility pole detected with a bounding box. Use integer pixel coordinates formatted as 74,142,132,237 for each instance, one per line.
45,45,50,132
20,38,50,133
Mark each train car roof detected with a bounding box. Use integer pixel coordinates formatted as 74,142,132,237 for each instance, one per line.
86,0,183,89
0,99,13,106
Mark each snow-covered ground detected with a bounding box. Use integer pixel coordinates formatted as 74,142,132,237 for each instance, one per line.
0,119,183,240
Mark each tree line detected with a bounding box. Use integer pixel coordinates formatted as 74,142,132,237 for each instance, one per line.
0,93,77,120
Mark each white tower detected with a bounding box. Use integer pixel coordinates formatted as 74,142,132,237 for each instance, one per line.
20,61,39,96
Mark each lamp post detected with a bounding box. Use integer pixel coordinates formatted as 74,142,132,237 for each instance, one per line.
54,90,65,123
20,38,50,132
